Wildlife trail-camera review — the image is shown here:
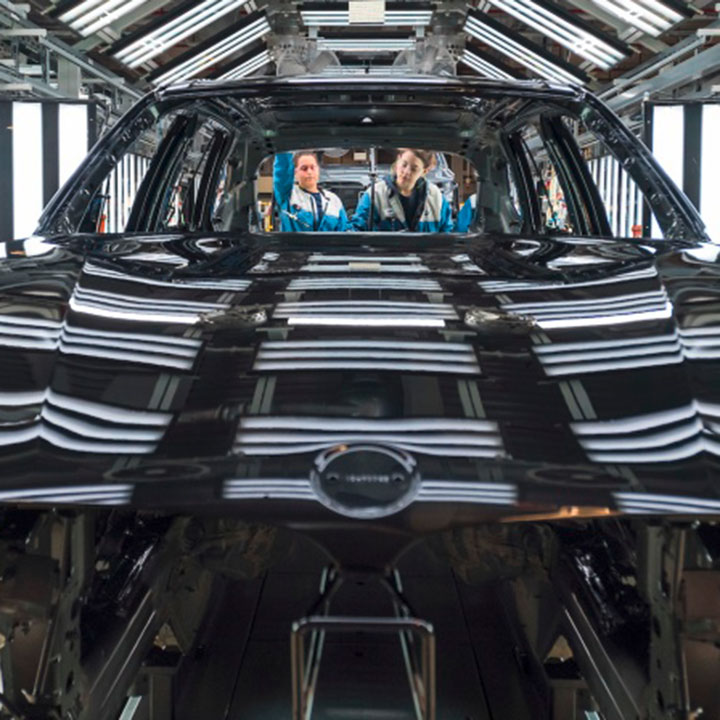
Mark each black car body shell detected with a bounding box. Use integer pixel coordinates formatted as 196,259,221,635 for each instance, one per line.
2,76,718,566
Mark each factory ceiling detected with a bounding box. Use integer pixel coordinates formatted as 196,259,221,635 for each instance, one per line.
0,0,719,109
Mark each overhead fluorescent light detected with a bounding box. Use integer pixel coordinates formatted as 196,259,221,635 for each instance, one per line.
460,48,516,80
151,15,271,86
115,0,252,68
217,49,272,80
60,0,147,37
301,9,432,26
589,0,685,36
319,65,409,75
464,10,588,84
317,36,415,51
486,0,628,69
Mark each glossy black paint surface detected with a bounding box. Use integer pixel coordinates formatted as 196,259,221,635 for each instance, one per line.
1,231,719,543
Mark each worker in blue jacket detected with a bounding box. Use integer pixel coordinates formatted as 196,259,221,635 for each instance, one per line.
350,149,453,233
456,193,477,232
273,152,348,232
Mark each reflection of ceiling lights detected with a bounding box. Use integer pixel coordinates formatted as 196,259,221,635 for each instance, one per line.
589,0,685,37
115,0,251,68
302,253,429,272
317,37,415,51
465,11,587,84
301,9,432,25
218,49,272,80
235,416,504,458
151,15,271,86
416,481,517,505
614,491,720,514
502,288,672,329
534,332,682,376
69,282,228,324
84,262,252,292
486,0,628,69
0,388,172,455
572,404,708,463
253,339,480,374
0,484,133,505
288,276,441,290
275,298,456,329
479,266,658,293
460,49,516,80
60,0,147,37
224,478,316,500
223,478,519,506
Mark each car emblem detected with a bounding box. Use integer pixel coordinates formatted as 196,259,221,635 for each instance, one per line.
310,444,421,519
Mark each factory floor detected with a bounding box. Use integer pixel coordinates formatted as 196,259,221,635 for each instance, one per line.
173,535,540,719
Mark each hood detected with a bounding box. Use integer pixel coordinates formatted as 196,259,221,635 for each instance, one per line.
0,231,718,531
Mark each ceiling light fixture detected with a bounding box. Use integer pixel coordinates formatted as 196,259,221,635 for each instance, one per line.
460,48,516,80
301,9,432,26
217,49,272,80
486,0,628,68
589,0,686,37
464,10,588,84
150,15,271,86
316,36,415,51
60,0,147,37
115,0,251,68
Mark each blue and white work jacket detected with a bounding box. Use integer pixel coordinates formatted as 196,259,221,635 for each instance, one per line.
273,153,348,232
455,194,477,232
350,175,453,233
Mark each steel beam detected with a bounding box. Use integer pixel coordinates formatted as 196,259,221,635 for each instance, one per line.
0,63,64,96
0,3,142,100
607,42,720,112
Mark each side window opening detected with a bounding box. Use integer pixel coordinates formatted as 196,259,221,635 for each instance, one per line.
77,112,237,235
509,129,575,234
561,113,683,240
502,111,676,240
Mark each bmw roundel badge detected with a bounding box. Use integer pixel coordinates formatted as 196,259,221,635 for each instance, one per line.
310,444,421,519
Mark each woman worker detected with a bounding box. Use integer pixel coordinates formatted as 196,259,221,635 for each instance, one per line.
350,149,453,232
273,151,348,232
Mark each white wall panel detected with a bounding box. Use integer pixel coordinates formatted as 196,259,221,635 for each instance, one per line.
58,104,89,186
700,104,720,243
12,103,44,239
651,105,684,238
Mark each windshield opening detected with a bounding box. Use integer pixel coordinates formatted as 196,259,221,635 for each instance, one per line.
36,88,705,244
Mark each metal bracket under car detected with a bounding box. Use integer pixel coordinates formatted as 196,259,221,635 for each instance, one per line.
290,566,436,720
